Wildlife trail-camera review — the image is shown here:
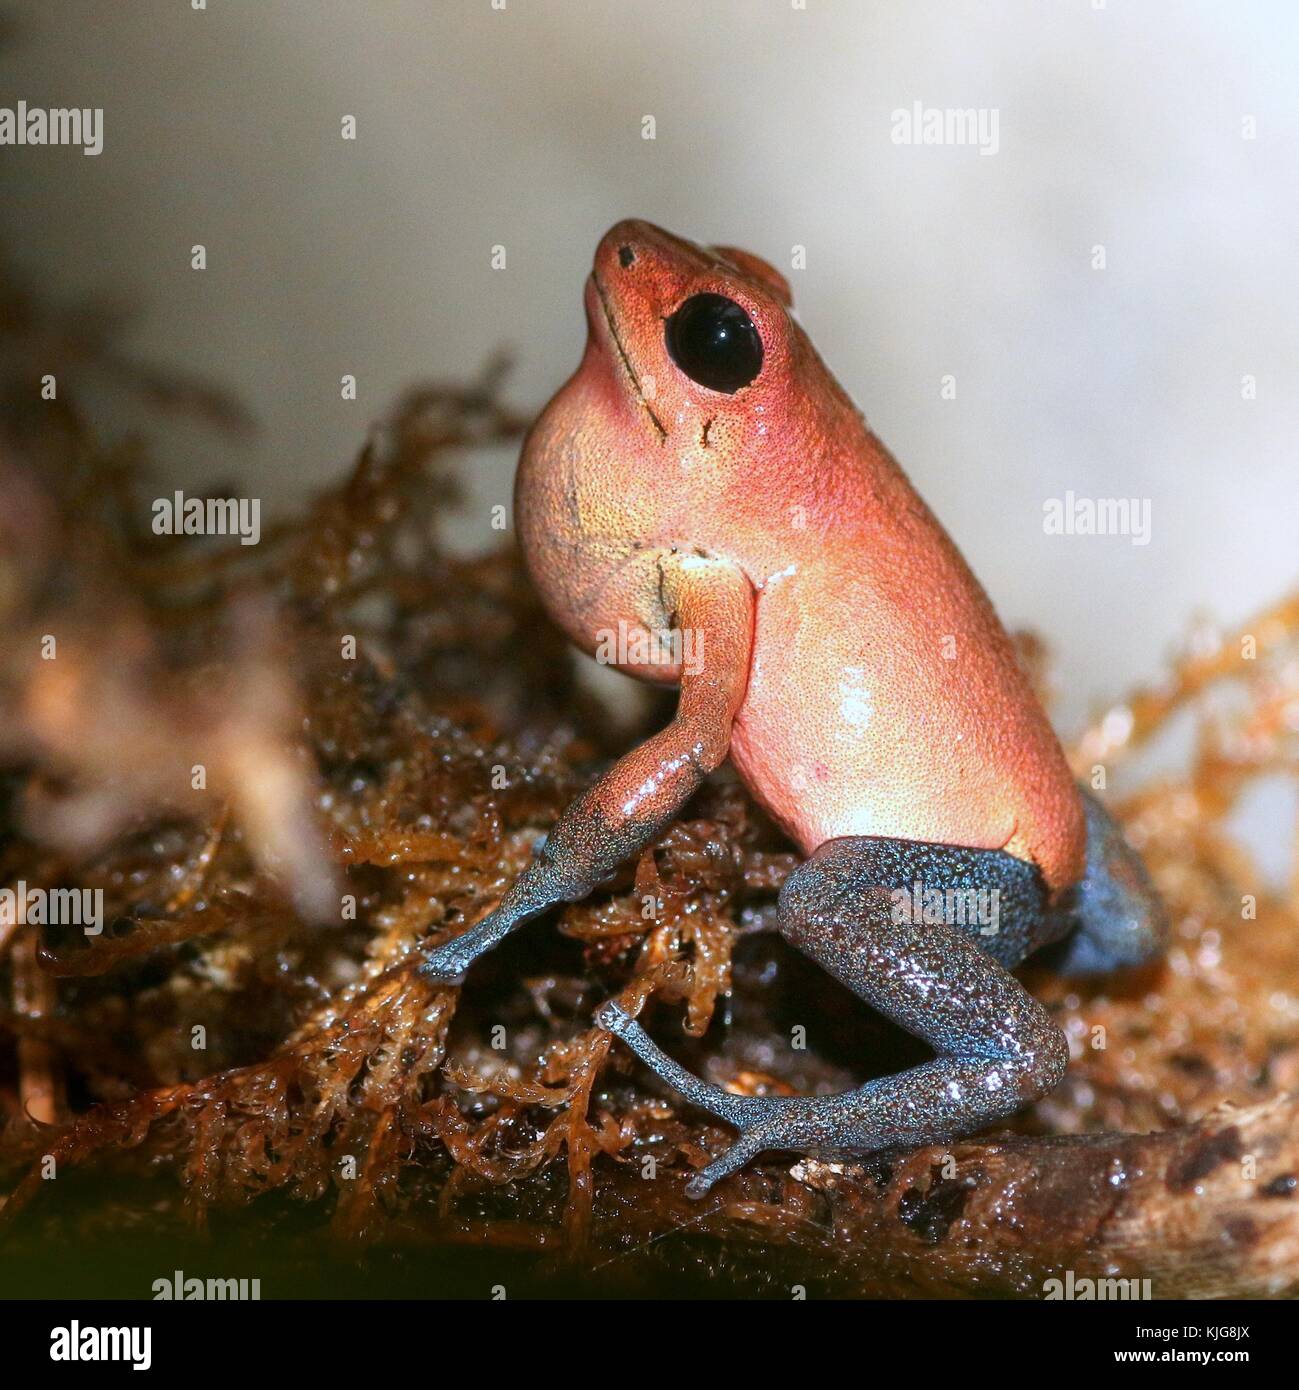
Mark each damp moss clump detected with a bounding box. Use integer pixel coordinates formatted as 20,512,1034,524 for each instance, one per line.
1,263,1297,1296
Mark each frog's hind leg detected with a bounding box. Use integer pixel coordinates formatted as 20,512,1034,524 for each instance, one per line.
598,835,1069,1198
1049,789,1169,976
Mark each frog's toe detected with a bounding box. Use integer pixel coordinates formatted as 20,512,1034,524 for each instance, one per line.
419,907,512,980
594,999,633,1036
684,1171,715,1201
598,1004,762,1130
685,1128,771,1199
418,939,473,982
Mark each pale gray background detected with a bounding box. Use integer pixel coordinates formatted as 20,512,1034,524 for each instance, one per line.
3,0,1296,754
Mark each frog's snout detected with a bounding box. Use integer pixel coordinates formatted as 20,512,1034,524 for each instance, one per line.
593,218,697,290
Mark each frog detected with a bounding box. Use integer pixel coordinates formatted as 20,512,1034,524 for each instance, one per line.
421,218,1167,1199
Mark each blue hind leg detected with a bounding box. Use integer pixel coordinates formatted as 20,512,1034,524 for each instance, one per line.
1051,788,1168,975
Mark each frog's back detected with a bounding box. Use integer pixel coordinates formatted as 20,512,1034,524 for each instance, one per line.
723,432,1086,898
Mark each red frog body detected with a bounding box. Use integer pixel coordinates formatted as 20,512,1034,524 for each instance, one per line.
520,221,1083,892
426,220,1165,1197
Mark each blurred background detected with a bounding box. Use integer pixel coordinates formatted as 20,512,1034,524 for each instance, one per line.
1,0,1295,795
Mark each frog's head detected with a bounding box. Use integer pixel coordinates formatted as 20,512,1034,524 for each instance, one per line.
582,218,796,436
516,220,857,655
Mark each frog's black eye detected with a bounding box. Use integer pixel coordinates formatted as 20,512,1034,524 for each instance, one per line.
664,293,763,393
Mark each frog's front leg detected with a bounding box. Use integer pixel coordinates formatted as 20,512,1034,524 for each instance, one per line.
420,556,754,981
601,835,1069,1197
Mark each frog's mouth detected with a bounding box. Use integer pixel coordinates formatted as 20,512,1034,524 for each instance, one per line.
588,273,667,441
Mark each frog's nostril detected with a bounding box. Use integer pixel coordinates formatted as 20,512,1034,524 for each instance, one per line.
618,245,635,268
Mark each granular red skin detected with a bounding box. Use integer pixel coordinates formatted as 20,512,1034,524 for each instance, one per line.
516,220,1085,896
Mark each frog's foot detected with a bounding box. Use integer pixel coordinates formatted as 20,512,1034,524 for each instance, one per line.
596,1000,807,1197
683,1105,816,1199
420,909,510,981
594,1004,872,1202
421,856,579,982
595,1001,760,1131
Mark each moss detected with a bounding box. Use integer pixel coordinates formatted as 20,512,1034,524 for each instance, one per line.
1,261,1297,1296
